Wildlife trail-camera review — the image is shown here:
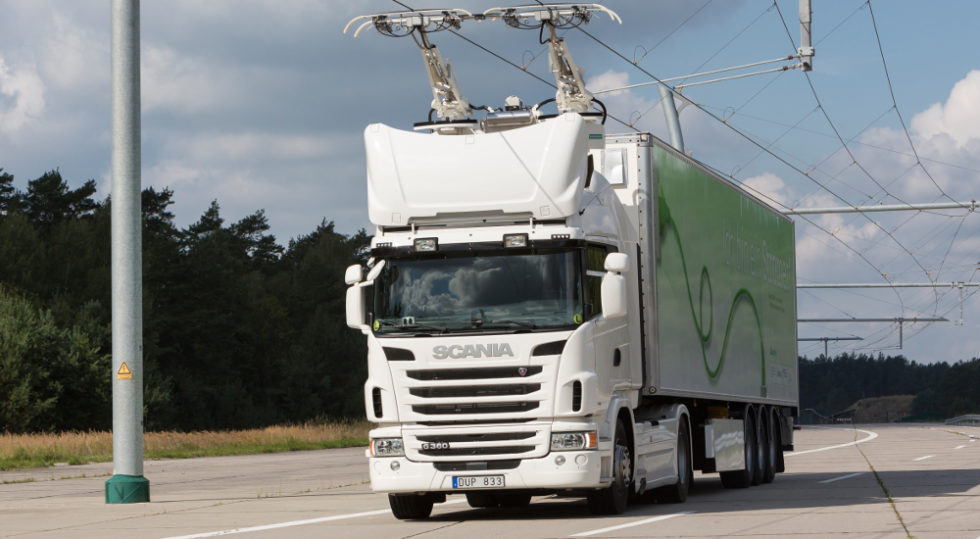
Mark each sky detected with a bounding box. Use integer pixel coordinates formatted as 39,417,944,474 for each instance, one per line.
1,0,979,364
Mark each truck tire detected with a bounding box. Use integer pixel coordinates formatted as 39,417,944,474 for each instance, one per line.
720,411,757,489
751,407,765,486
388,493,434,520
761,408,777,484
587,419,631,514
654,417,692,503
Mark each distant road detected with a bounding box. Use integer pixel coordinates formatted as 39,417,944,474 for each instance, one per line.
2,424,978,538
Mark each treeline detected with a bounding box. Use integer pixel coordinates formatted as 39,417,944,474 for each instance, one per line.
799,354,980,420
0,168,368,433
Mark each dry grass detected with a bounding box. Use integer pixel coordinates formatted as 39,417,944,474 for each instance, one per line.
0,420,371,471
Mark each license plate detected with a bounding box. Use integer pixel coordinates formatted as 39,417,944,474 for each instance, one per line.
452,475,505,489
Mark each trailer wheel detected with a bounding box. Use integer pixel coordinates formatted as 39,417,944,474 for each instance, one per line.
720,410,756,489
587,419,631,514
751,407,765,486
761,408,777,484
388,493,434,520
654,416,692,503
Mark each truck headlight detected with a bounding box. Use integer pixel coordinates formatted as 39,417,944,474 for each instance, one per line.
551,431,598,451
370,437,405,457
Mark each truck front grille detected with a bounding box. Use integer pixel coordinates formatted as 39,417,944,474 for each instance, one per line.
417,432,534,443
409,383,540,398
433,460,521,472
419,445,535,457
406,366,543,380
395,358,553,460
412,401,539,415
403,425,550,462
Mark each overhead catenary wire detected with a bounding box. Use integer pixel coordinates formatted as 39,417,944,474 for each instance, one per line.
389,0,637,131
385,0,974,355
573,24,921,314
771,0,944,316
866,0,956,204
628,2,776,126
633,0,715,65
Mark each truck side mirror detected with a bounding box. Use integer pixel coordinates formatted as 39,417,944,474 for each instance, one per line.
604,252,629,273
345,264,363,285
346,284,366,329
601,253,628,319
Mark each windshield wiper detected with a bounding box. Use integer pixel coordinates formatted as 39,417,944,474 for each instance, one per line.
377,320,448,333
481,319,538,329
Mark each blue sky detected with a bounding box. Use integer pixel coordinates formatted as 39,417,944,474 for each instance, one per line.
1,0,978,363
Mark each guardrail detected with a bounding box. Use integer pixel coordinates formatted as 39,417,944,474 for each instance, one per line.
945,414,980,426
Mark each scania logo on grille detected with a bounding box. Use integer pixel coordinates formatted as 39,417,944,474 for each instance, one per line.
518,367,528,376
432,343,514,359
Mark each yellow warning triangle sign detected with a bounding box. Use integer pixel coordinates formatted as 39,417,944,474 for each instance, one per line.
117,362,133,380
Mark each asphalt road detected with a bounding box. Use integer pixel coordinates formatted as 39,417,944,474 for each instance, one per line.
2,424,978,538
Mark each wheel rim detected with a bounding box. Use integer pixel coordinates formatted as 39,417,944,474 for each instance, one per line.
615,442,631,488
756,415,764,473
768,418,777,469
679,430,689,487
745,415,756,473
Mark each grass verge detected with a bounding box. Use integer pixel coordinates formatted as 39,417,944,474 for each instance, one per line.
0,420,370,471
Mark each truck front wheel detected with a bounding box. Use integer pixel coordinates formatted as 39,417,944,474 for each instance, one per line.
388,493,434,520
587,419,631,514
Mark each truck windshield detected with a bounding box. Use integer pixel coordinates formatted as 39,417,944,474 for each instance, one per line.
373,250,582,335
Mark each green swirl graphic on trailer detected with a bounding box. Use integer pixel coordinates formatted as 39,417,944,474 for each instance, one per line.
658,188,767,389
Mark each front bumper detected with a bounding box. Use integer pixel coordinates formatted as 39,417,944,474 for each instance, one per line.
368,450,602,493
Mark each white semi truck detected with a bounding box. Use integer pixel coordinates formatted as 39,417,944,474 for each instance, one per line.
344,5,798,520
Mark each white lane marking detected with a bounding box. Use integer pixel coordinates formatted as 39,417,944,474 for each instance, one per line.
785,429,878,457
818,472,865,484
955,445,966,450
161,499,468,539
914,455,935,461
163,427,889,539
571,511,693,537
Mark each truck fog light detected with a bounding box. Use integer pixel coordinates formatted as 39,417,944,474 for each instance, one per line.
370,437,405,457
555,455,566,466
390,460,401,471
575,454,587,466
551,431,598,451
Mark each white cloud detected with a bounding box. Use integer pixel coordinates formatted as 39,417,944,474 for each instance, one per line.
0,56,45,135
742,172,788,207
586,69,665,131
142,45,225,114
172,132,354,162
911,69,980,147
40,12,108,91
